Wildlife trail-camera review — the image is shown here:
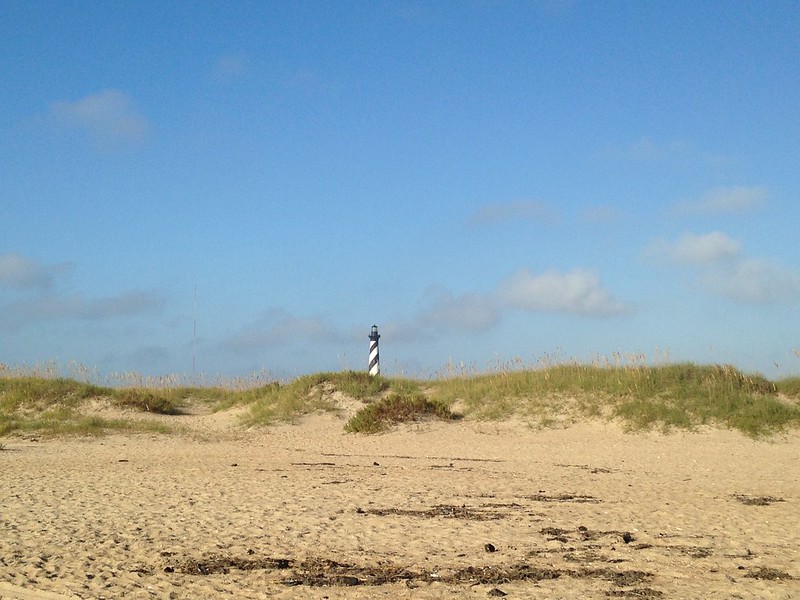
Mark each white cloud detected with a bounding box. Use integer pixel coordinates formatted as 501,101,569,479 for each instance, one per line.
645,232,800,305
399,269,631,337
50,89,152,147
627,137,687,161
582,204,620,224
534,0,577,15
603,137,688,162
496,268,631,316
211,53,248,82
700,259,800,305
0,290,165,332
602,138,740,171
221,309,349,354
285,68,317,88
225,266,631,351
369,320,428,344
392,3,435,23
0,253,164,331
83,291,165,319
0,253,70,290
415,288,500,332
677,185,768,215
126,345,171,370
646,232,741,265
469,200,557,226
372,289,500,344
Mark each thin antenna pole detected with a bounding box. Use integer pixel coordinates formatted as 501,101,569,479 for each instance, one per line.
192,285,197,375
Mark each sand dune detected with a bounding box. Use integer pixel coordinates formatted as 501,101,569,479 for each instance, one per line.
1,411,798,599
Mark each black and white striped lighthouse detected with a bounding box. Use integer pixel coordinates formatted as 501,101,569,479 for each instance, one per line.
368,324,381,376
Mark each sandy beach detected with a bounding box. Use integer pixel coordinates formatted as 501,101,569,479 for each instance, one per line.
1,407,798,599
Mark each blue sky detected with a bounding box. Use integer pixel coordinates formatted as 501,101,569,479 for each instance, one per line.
2,1,799,381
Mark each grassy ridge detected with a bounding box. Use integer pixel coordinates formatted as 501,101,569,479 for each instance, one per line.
429,363,795,436
1,377,106,437
344,393,454,434
2,365,800,438
215,371,391,426
0,377,188,436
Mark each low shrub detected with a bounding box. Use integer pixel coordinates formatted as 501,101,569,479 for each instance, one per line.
112,389,182,414
776,377,800,398
345,393,454,434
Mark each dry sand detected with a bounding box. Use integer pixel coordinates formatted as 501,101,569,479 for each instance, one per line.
1,405,798,599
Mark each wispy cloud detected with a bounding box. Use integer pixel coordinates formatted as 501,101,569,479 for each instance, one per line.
211,53,248,82
582,204,621,224
415,287,501,333
49,89,152,148
393,268,629,340
0,291,165,332
644,232,741,266
0,253,71,290
285,68,318,89
222,265,632,352
221,308,350,354
645,232,799,305
700,259,800,305
676,185,768,216
602,137,738,171
496,268,631,316
468,200,557,226
392,3,435,23
125,345,171,370
603,137,688,162
0,253,165,331
83,291,165,319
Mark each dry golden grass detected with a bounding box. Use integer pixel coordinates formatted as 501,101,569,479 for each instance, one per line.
2,358,799,438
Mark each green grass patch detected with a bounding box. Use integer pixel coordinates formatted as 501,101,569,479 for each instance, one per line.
2,364,798,438
237,371,404,427
0,377,111,413
109,386,235,414
112,389,184,414
0,376,182,437
0,411,171,437
427,363,798,437
345,392,454,434
240,382,337,426
321,370,391,399
0,370,402,434
776,377,800,398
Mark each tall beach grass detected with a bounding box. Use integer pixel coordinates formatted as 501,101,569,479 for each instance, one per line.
2,357,800,438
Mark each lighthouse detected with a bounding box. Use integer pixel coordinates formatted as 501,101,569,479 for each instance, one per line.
368,324,380,376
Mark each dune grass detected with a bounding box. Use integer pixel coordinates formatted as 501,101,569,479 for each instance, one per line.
232,371,392,426
776,376,800,398
2,363,799,438
426,362,797,436
0,377,184,436
344,392,454,434
0,377,109,413
0,411,171,437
